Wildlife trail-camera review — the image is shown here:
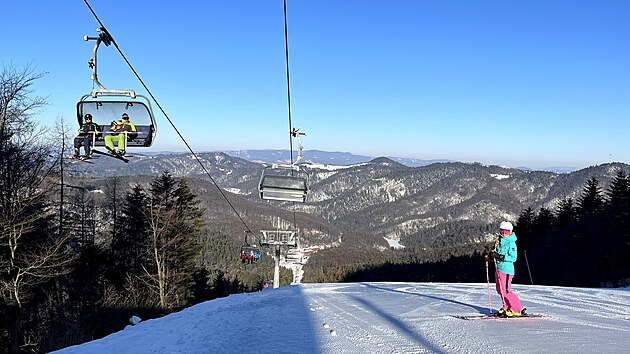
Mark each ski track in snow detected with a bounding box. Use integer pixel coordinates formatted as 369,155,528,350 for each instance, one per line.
54,282,630,354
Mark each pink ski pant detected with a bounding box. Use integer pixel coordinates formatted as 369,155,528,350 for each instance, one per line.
495,270,522,313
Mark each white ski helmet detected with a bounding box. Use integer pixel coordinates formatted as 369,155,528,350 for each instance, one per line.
499,221,513,231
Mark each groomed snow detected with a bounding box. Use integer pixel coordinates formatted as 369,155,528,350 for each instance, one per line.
53,282,630,354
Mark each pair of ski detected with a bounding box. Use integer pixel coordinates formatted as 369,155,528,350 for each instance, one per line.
455,313,548,321
66,156,93,164
92,149,129,163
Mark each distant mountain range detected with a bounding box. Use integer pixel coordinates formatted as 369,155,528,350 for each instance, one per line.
220,149,452,168
140,149,452,168
143,149,578,172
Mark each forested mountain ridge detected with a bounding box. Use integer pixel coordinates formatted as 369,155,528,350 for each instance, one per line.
68,152,630,252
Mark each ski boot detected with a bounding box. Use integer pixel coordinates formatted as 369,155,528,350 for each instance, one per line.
494,308,507,317
506,309,523,317
73,148,81,158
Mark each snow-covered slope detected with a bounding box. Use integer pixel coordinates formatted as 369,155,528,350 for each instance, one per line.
53,282,629,354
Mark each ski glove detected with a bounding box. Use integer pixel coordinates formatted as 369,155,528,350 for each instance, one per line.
488,251,505,261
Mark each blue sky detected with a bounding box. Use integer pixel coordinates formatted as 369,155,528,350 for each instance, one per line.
3,1,629,169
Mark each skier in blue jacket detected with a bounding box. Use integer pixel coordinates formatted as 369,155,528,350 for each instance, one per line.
489,221,525,317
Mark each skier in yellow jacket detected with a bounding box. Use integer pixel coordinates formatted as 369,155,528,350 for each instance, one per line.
105,112,137,156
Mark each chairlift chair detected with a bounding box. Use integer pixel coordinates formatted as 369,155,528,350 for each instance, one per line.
259,165,309,202
240,240,261,255
76,92,156,148
259,128,309,202
240,231,261,263
75,27,157,151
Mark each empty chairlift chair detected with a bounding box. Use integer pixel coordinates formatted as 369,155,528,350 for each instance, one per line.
259,165,309,203
259,128,309,202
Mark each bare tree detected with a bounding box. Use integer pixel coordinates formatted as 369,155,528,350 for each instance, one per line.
0,63,47,137
0,64,71,353
143,201,182,308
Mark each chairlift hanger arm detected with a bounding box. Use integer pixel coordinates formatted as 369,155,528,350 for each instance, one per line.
83,29,139,99
84,27,113,91
290,127,306,137
290,127,306,166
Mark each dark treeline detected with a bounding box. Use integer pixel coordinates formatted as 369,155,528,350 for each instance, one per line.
303,243,490,284
0,65,290,353
305,252,487,284
515,173,630,287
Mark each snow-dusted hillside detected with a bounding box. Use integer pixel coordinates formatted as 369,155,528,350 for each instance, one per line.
53,282,629,354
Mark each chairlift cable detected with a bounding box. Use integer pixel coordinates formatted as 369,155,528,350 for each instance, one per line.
283,0,295,166
283,0,299,229
82,0,253,234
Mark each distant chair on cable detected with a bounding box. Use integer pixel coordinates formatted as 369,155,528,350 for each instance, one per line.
240,231,261,264
258,128,309,203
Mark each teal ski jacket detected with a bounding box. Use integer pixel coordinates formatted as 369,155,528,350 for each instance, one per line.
496,233,518,275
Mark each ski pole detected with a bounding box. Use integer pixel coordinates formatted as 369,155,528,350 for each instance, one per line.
524,250,534,285
485,255,492,315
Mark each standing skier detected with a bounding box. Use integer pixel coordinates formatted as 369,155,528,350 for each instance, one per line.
489,221,525,317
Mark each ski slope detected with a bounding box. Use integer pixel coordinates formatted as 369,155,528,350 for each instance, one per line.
54,282,630,353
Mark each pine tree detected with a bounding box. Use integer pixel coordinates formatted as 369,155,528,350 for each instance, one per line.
516,207,535,252
531,207,555,284
575,177,605,286
555,198,577,226
551,197,577,283
603,170,630,285
577,177,604,220
110,185,149,288
144,172,204,309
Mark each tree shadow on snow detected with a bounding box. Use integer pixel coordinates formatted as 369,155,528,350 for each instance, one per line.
362,283,488,314
349,294,448,353
254,285,322,353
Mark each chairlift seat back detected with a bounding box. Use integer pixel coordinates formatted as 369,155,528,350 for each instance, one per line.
241,245,260,253
259,175,308,203
77,96,156,147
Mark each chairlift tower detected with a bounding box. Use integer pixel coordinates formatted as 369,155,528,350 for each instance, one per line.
260,229,298,288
